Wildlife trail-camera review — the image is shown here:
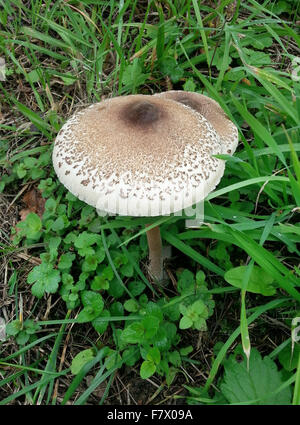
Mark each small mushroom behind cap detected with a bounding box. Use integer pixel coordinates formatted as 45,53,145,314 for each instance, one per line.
155,90,238,156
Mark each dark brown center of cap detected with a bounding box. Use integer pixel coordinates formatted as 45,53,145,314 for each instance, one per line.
120,100,161,127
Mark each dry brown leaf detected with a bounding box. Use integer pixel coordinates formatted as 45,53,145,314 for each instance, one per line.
21,188,46,219
13,188,46,236
19,208,32,222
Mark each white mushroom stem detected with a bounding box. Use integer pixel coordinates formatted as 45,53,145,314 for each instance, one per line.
145,224,163,283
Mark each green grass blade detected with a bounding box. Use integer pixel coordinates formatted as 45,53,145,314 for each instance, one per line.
162,230,225,277
191,0,210,68
230,94,287,166
292,353,300,405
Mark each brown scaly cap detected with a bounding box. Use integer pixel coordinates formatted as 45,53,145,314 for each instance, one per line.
52,94,225,216
155,90,238,155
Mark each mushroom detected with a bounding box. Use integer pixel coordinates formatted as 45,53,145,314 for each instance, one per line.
155,90,238,155
52,94,228,282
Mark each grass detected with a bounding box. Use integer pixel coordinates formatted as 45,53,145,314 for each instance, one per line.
0,0,300,406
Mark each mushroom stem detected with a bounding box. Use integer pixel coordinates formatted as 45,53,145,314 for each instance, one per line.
145,224,163,282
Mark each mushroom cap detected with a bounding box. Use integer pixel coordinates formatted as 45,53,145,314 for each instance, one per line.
155,90,238,155
52,94,225,217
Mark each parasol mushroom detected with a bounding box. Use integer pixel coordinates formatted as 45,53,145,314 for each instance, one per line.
52,94,230,282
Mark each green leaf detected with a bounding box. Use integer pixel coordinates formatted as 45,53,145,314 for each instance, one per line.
19,212,42,239
113,328,127,351
166,366,177,387
99,265,114,281
77,291,104,322
51,215,67,231
58,253,75,271
64,232,77,245
179,304,188,316
23,319,41,334
6,320,22,336
146,302,163,322
120,262,134,277
183,78,196,91
159,56,183,83
105,350,122,370
79,205,96,226
44,197,56,215
190,299,207,316
71,349,95,375
128,280,146,297
122,59,149,90
152,327,169,351
224,68,245,82
179,316,193,329
107,277,125,298
75,273,88,291
75,232,99,248
270,1,290,15
123,346,141,367
48,236,61,260
16,331,30,345
220,348,292,404
121,322,144,344
16,163,27,178
124,299,139,313
194,317,207,331
92,309,110,334
163,299,181,321
177,269,195,294
244,49,272,66
168,350,181,367
27,263,61,298
61,273,74,287
82,255,98,272
180,346,193,356
110,302,124,317
146,347,161,365
140,360,156,379
81,290,104,314
142,315,160,339
91,275,109,291
77,306,96,323
224,266,276,296
74,231,101,256
250,36,273,50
